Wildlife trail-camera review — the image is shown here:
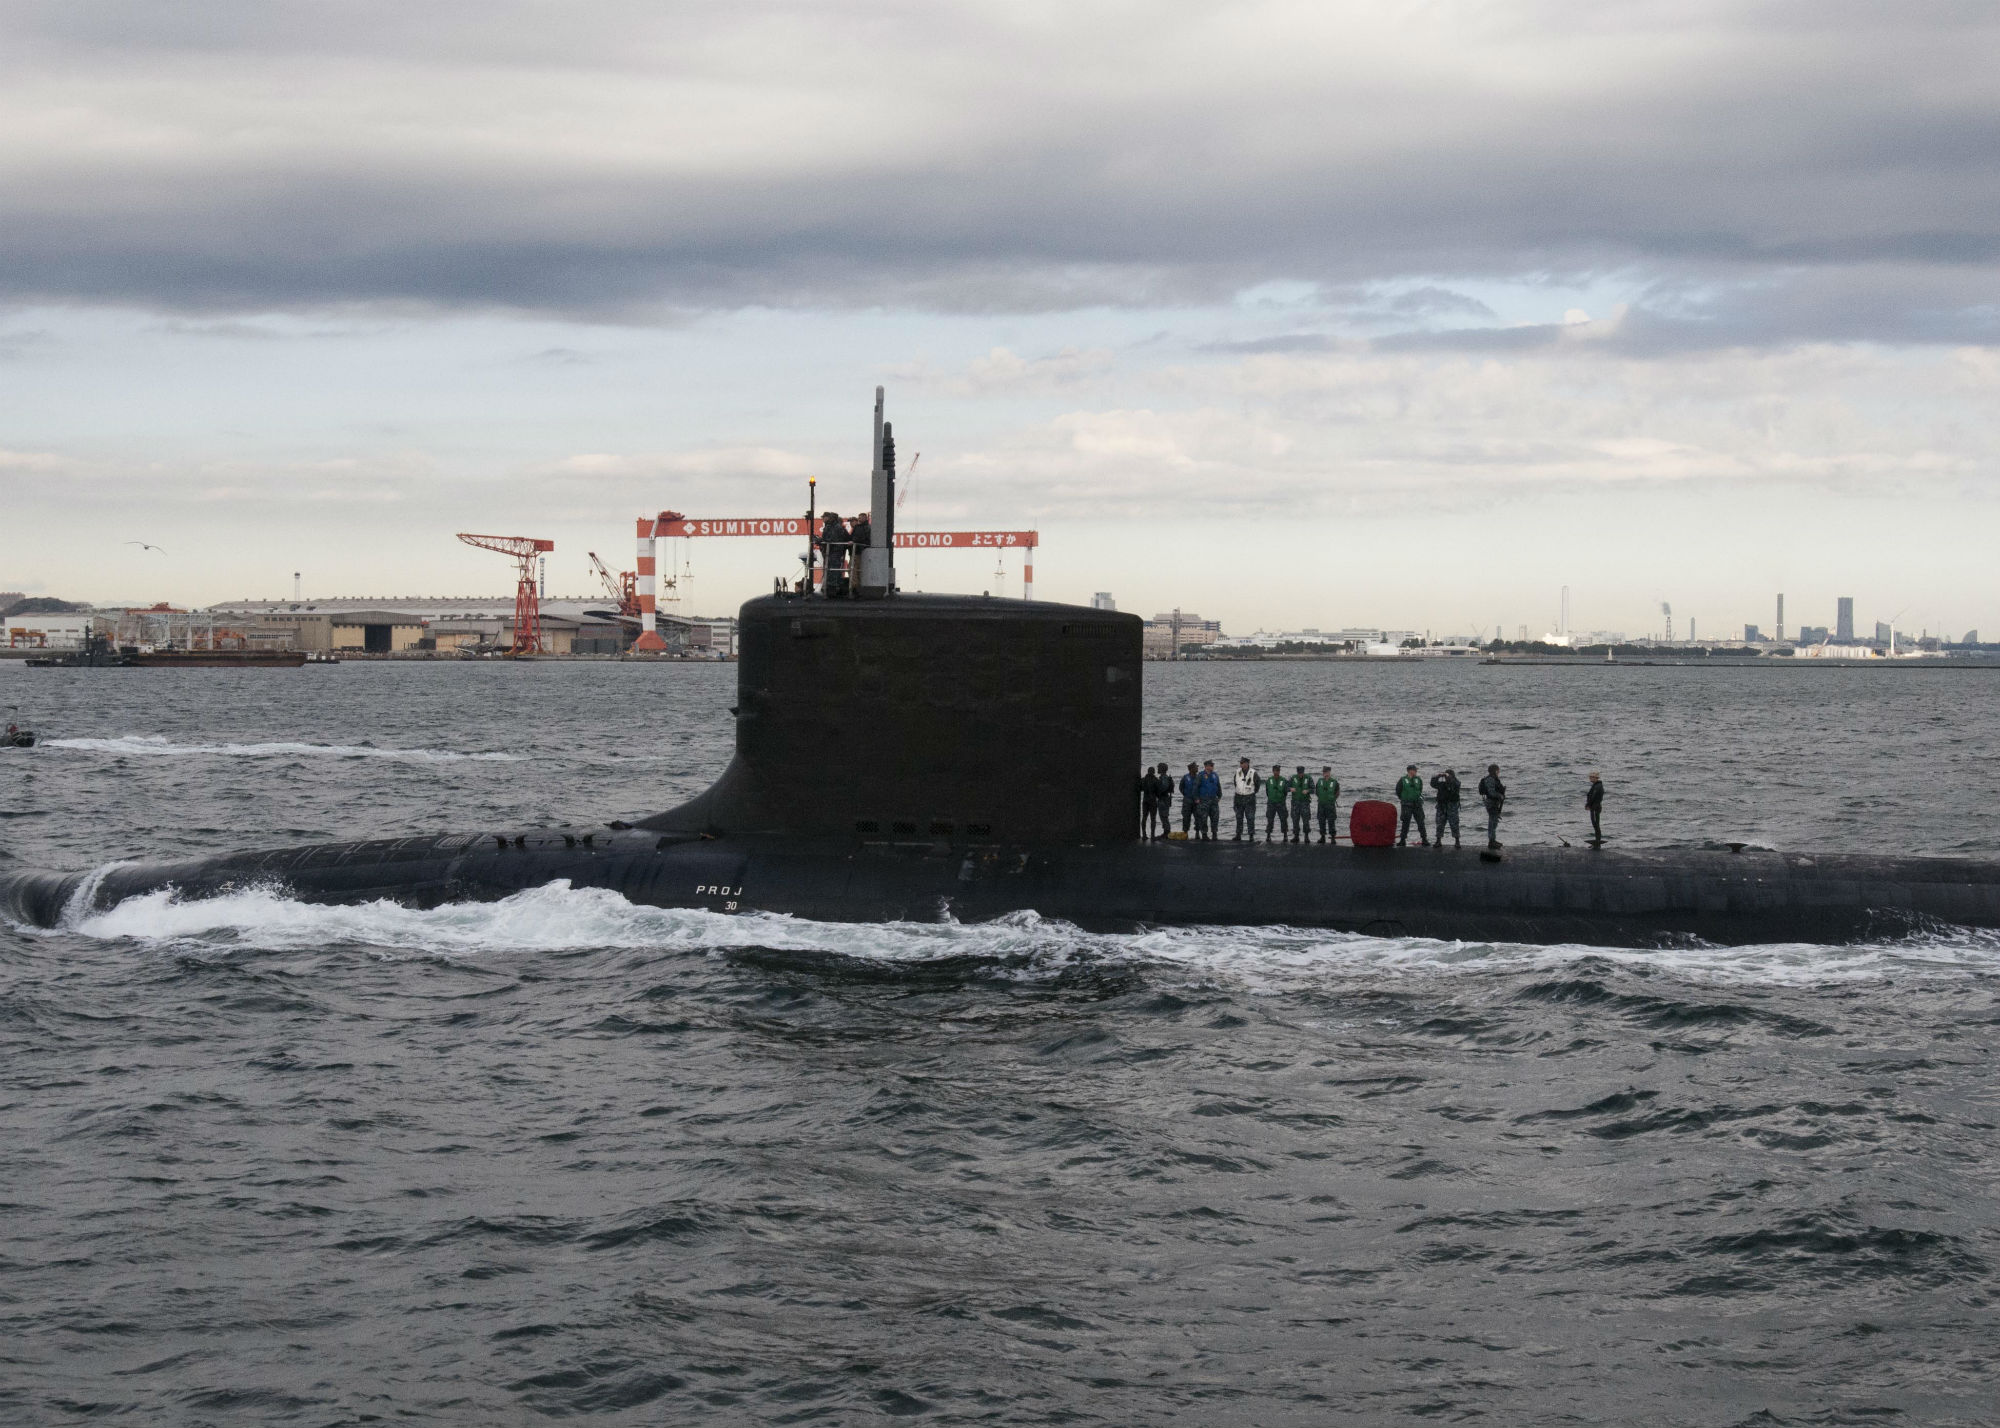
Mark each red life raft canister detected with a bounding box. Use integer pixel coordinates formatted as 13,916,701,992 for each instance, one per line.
1349,799,1398,847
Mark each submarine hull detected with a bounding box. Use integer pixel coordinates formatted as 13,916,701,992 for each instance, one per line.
8,832,1998,948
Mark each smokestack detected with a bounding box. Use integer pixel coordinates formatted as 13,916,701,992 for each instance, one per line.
293,571,301,601
1777,593,1785,642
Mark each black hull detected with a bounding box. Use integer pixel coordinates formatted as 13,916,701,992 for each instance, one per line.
7,830,1998,947
127,651,309,668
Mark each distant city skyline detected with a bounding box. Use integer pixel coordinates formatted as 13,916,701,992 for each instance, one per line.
10,570,1976,651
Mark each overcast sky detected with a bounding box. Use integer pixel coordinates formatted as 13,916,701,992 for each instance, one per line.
4,0,1998,639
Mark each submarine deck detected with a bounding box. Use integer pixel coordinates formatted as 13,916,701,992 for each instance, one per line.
6,828,1997,949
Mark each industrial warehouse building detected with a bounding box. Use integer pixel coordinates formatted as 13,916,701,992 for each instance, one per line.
423,612,622,655
205,599,735,657
227,610,428,653
4,614,97,649
333,610,428,654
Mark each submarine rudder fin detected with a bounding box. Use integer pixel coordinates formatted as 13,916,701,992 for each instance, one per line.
0,869,89,930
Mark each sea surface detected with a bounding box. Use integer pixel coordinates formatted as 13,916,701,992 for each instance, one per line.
3,658,1999,1425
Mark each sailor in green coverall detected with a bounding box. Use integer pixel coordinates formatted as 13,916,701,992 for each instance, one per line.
1396,765,1430,846
1314,767,1341,843
1288,766,1313,844
1265,764,1290,842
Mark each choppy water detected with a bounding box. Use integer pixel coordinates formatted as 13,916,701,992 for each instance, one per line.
5,659,2000,1424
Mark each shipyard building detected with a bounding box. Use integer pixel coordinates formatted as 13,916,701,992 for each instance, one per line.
5,599,734,658
1142,612,1223,658
207,600,737,657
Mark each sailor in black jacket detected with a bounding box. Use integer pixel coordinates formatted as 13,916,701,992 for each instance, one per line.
1430,768,1463,848
1478,765,1506,849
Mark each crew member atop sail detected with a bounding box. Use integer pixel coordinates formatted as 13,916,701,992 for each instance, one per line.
818,512,851,598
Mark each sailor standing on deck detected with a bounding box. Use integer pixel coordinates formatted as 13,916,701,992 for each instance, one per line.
1196,761,1223,840
1265,764,1290,842
1586,772,1605,844
1430,767,1462,849
1289,766,1313,844
1232,758,1261,841
1479,764,1507,848
1397,765,1430,846
1315,767,1341,843
1179,763,1200,835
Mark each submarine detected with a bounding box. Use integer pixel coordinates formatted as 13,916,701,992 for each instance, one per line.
8,393,2000,947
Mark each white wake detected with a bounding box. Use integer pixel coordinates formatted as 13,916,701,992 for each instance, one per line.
51,879,2000,987
44,734,521,763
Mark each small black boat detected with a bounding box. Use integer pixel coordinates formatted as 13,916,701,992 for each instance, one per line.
25,632,130,668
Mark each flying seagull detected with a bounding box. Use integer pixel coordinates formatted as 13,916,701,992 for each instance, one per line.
124,541,167,553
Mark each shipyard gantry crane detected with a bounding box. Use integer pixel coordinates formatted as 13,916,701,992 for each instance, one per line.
586,551,639,616
625,509,1036,651
457,532,555,655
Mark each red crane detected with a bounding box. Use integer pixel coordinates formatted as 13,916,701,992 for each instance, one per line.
457,533,555,655
586,551,639,616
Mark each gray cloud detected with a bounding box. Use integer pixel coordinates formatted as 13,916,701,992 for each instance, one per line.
1386,288,1499,323
1,0,1997,341
1375,324,1574,354
1372,265,2000,356
0,325,57,359
1200,334,1336,356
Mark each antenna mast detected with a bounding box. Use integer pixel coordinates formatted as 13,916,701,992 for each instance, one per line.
857,387,896,596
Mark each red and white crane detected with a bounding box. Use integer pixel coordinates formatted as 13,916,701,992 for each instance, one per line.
625,510,1038,651
456,532,555,655
629,512,681,652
